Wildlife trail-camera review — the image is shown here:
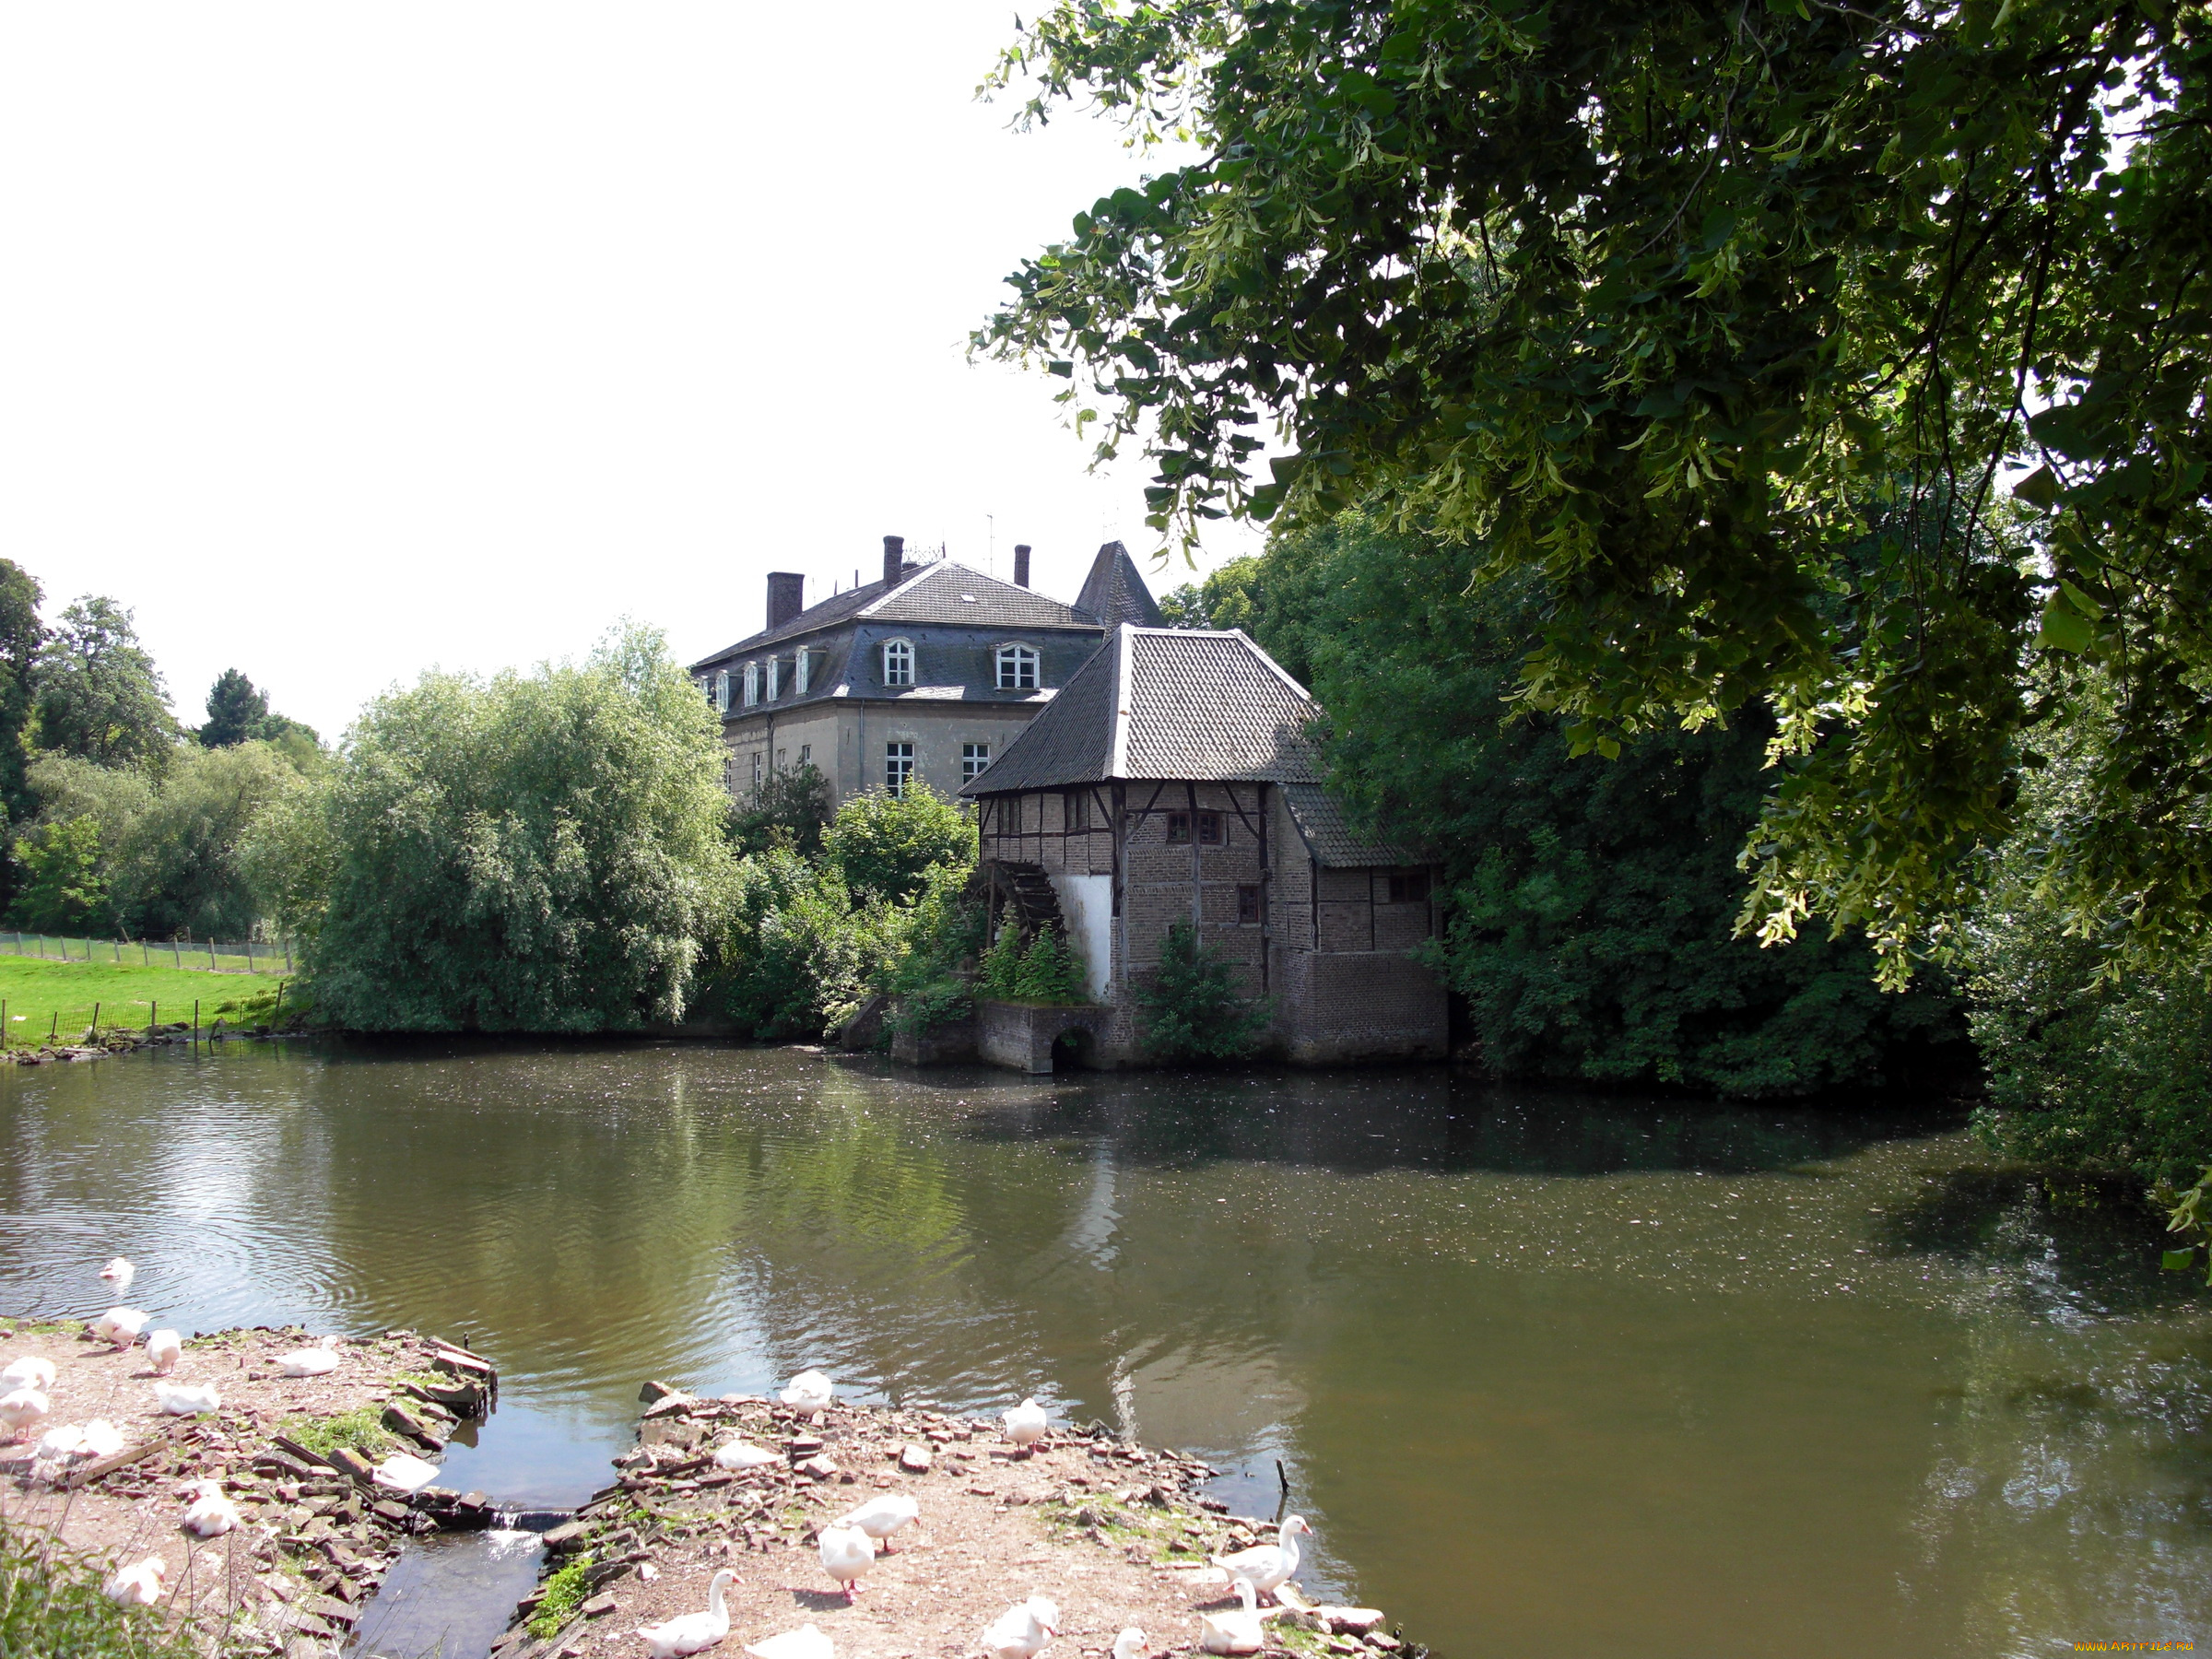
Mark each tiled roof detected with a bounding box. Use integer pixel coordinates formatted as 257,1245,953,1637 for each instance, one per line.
1279,782,1420,868
962,625,1324,794
1074,542,1166,628
691,560,1094,669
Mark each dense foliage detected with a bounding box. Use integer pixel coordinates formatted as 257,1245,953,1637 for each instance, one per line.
0,561,43,843
822,785,977,905
1138,920,1273,1060
981,0,2212,985
14,745,302,937
1966,706,2212,1184
728,760,833,857
714,791,985,1041
1225,512,1964,1092
264,627,735,1031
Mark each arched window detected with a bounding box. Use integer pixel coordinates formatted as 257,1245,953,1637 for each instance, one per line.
712,670,729,712
881,638,914,687
994,643,1040,690
743,663,759,706
767,658,782,700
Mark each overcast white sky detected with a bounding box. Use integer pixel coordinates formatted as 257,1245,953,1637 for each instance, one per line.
0,4,1259,740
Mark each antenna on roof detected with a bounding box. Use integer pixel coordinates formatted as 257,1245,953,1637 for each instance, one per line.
987,513,995,581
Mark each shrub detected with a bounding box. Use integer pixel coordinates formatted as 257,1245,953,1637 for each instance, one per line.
278,1405,396,1461
12,816,112,933
0,1518,199,1658
822,786,976,906
1137,921,1272,1060
1014,925,1088,1004
977,904,1024,999
529,1554,596,1639
728,762,832,858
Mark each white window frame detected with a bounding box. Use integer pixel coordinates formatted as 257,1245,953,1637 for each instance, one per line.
743,663,759,707
767,658,782,700
885,740,914,796
712,670,729,712
962,742,991,782
795,650,813,695
994,642,1040,690
881,638,914,687
751,752,763,788
797,744,811,766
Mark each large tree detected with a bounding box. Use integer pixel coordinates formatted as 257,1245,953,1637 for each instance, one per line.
33,596,174,771
978,0,2212,982
259,625,735,1032
0,560,44,832
199,668,269,747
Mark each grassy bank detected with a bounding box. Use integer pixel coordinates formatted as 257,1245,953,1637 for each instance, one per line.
0,957,288,1046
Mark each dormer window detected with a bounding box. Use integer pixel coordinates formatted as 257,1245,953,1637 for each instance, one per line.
796,650,814,695
767,658,782,700
712,670,730,713
994,643,1040,690
881,639,914,687
743,663,759,707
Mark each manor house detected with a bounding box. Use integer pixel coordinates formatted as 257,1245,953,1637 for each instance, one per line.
691,535,1161,804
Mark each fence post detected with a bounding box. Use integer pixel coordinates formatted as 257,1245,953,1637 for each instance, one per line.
207,939,216,970
150,999,157,1043
91,1001,100,1040
285,939,292,972
172,939,182,969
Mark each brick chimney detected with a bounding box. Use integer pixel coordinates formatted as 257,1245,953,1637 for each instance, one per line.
766,571,804,631
1013,544,1031,588
882,534,905,587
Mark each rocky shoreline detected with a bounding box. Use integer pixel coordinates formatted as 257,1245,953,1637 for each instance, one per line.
496,1384,1418,1659
0,1316,500,1655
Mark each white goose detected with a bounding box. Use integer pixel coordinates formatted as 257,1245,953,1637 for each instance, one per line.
1,1356,55,1391
152,1380,221,1416
79,1418,127,1458
712,1438,779,1470
816,1523,876,1601
145,1329,183,1375
1200,1580,1265,1656
182,1479,241,1537
1111,1630,1147,1659
1003,1397,1049,1449
105,1557,167,1606
274,1336,341,1377
634,1567,738,1659
92,1308,150,1349
980,1596,1060,1659
1212,1515,1312,1604
0,1387,50,1443
831,1492,918,1551
100,1257,135,1289
779,1370,834,1410
744,1625,834,1659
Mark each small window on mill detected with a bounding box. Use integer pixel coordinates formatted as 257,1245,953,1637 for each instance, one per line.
1165,811,1191,844
1237,884,1262,924
1065,790,1089,830
1387,869,1431,903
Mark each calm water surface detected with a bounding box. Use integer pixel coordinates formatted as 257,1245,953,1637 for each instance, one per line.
3,1042,2208,1658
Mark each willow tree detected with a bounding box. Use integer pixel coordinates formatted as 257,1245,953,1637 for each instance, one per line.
977,0,2212,981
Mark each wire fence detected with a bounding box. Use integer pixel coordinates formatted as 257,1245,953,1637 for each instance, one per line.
0,933,294,974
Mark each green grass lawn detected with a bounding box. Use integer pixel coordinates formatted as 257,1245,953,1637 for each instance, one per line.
0,956,291,1046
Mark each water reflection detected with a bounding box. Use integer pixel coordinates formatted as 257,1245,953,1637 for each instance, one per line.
1,1043,2206,1658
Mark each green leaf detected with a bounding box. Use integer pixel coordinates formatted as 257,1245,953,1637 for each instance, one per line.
2011,465,2059,507
2037,595,2092,653
2161,1249,2195,1272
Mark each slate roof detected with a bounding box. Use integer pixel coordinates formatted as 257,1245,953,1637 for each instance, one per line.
690,559,1097,669
1074,542,1167,628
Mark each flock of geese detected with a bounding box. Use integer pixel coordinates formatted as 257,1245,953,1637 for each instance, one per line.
0,1256,349,1607
639,1370,1314,1659
6,1269,1322,1659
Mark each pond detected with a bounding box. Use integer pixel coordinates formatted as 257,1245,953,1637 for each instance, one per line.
2,1041,2207,1657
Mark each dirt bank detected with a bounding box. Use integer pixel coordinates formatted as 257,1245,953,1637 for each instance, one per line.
0,1315,497,1656
498,1388,1414,1659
